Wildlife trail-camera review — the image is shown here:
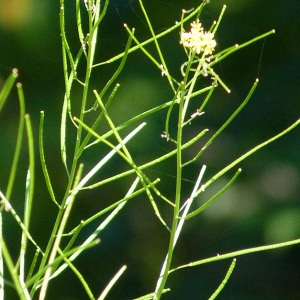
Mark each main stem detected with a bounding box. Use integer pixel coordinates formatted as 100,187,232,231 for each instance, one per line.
154,84,185,299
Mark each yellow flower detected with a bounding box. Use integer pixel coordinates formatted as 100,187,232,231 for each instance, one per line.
180,19,216,56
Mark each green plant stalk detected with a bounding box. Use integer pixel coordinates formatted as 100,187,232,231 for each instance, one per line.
185,168,241,220
59,0,76,173
5,83,25,199
77,0,105,115
183,82,216,126
26,249,40,282
209,69,231,93
171,165,207,257
60,8,76,80
211,5,227,35
154,82,186,299
61,222,84,252
39,111,60,208
57,248,95,300
75,0,87,58
98,265,127,300
1,236,30,299
138,0,175,92
59,43,88,170
164,90,182,140
19,169,33,282
170,239,300,273
208,259,236,300
0,68,18,113
79,84,120,153
167,53,210,139
0,192,43,254
18,115,35,282
210,29,275,69
182,55,207,122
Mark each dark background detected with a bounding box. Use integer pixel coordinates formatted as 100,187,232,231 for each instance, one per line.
0,0,300,299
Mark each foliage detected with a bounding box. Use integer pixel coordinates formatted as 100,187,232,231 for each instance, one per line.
0,1,299,299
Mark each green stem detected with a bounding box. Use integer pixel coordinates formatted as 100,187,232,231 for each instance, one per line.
170,239,300,273
154,82,186,299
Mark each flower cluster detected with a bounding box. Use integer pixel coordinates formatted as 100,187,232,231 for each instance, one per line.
180,19,216,56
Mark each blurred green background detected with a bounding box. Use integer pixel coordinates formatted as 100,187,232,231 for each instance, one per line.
0,0,300,299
